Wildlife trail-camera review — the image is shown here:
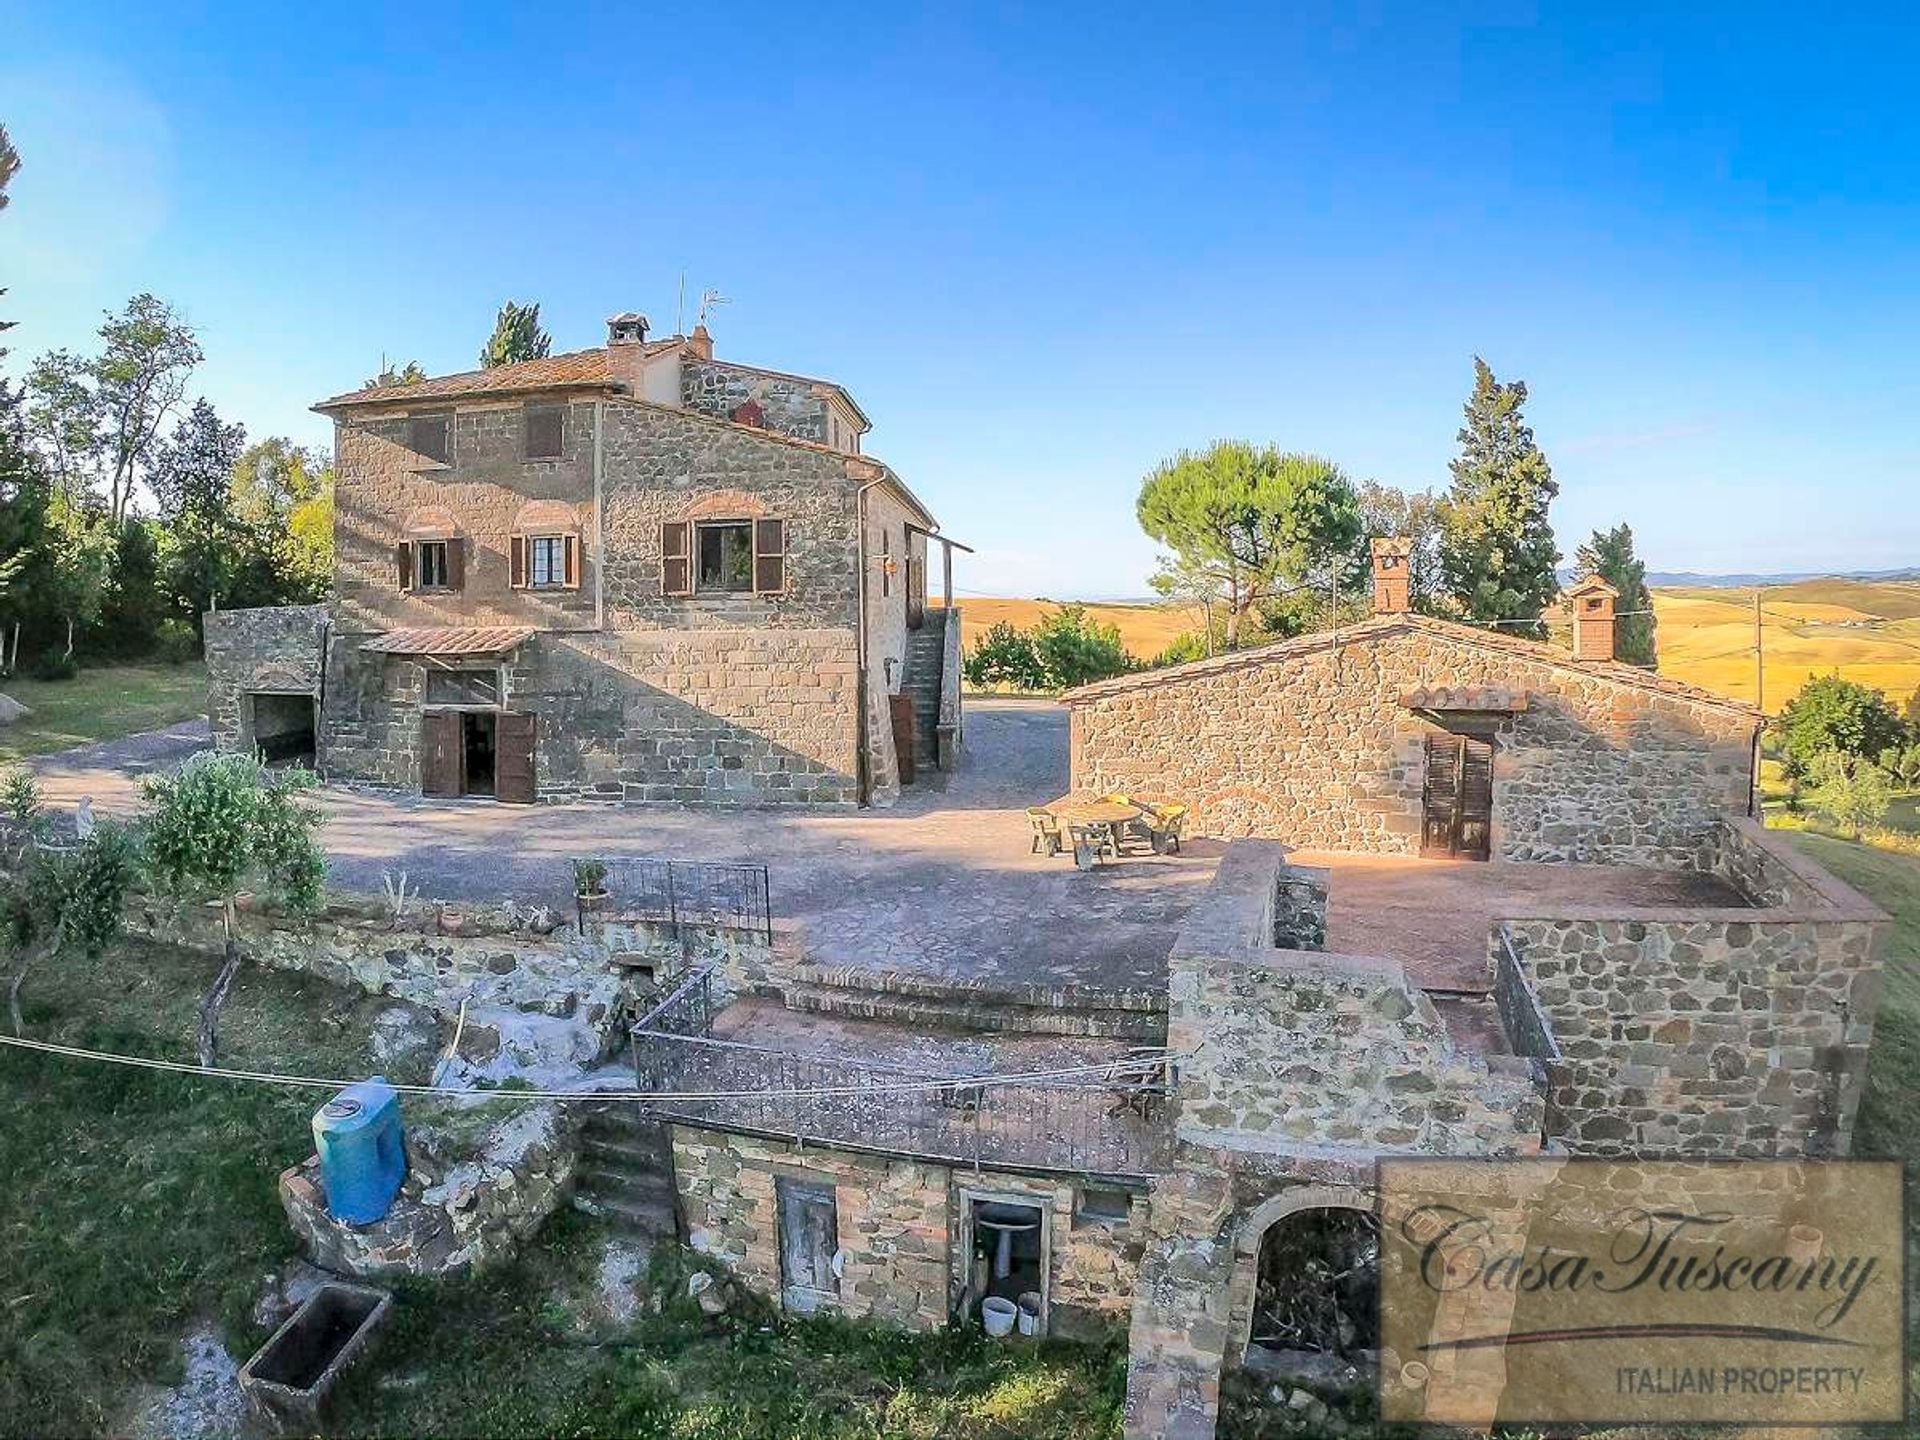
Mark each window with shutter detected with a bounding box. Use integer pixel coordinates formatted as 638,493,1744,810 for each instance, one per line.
524,406,563,460
661,521,692,596
753,518,787,595
407,414,451,466
415,540,450,589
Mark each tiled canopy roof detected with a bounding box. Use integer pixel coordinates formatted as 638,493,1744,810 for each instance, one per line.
359,626,535,657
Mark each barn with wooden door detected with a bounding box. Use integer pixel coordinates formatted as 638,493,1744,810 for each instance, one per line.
355,626,541,803
1060,545,1762,866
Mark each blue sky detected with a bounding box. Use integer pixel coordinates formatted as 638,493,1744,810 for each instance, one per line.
3,3,1917,597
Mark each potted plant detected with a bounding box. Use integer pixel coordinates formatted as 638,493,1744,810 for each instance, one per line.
573,857,611,914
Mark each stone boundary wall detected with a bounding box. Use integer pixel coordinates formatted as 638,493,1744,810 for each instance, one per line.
204,604,329,752
669,1127,1142,1337
1700,816,1839,908
1063,616,1759,865
1272,866,1328,951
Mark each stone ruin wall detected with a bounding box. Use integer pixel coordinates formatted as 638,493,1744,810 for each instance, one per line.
203,604,329,752
1067,620,1758,866
669,1127,1144,1338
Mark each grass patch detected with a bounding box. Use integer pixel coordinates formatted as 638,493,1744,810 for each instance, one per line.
0,661,207,763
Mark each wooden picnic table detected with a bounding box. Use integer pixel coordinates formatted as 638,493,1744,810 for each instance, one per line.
1041,796,1142,827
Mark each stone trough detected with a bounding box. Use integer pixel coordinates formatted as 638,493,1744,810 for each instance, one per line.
237,1280,391,1430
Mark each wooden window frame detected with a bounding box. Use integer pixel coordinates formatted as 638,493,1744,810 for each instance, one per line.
415,539,451,590
421,665,503,710
662,514,786,597
407,413,452,468
524,405,564,460
694,519,756,594
511,532,579,590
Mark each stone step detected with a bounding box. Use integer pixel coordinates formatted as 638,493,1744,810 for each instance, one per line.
581,1134,675,1171
573,1189,677,1235
782,983,1166,1040
578,1162,677,1199
788,962,1166,1013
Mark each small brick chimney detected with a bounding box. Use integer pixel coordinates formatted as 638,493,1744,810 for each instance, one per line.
1567,575,1620,661
687,323,714,361
606,312,650,346
1371,536,1413,615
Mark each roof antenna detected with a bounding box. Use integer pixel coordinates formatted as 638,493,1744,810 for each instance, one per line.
697,288,730,327
675,270,686,336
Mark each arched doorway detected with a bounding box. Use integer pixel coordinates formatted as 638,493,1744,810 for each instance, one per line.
1250,1206,1379,1359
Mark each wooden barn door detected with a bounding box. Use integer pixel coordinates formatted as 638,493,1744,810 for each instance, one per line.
421,712,462,797
495,712,537,805
1421,732,1493,860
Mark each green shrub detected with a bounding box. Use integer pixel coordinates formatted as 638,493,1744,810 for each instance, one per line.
1030,605,1134,690
1804,751,1893,838
29,653,77,683
153,617,199,665
1150,631,1210,668
964,620,1047,690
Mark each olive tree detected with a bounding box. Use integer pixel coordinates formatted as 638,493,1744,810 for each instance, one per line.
139,752,325,1066
2,768,138,1034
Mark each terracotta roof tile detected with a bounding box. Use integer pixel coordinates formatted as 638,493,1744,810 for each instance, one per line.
359,626,536,657
315,345,673,411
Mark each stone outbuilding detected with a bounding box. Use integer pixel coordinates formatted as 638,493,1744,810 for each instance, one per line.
1061,547,1763,865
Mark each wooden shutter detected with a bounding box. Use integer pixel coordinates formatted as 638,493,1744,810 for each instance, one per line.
495,712,537,805
1457,736,1494,861
563,534,580,588
661,521,692,596
509,534,527,589
395,542,414,591
753,518,786,595
445,538,465,591
421,711,461,797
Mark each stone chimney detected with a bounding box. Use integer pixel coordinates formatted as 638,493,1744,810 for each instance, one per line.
1371,537,1413,615
606,312,650,346
687,323,714,362
1567,575,1620,662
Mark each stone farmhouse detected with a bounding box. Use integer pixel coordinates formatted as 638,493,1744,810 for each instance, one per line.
204,315,966,805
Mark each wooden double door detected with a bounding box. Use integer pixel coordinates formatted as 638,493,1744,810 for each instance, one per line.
1421,731,1493,861
422,710,536,804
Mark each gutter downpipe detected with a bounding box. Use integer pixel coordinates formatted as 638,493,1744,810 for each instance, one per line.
854,474,887,806
593,400,606,632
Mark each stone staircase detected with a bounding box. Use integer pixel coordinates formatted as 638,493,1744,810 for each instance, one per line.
574,1105,679,1241
899,610,950,773
781,962,1167,1041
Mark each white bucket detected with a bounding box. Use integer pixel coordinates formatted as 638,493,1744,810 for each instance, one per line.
1016,1292,1042,1336
981,1296,1018,1337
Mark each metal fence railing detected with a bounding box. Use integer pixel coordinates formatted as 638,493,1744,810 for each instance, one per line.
577,857,773,943
628,1024,1170,1181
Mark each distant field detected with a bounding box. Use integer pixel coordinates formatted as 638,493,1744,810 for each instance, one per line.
951,597,1203,662
1653,579,1920,712
954,576,1920,714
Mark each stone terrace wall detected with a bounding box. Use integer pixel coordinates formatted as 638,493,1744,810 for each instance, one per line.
1507,884,1887,1159
1065,616,1759,865
204,604,329,751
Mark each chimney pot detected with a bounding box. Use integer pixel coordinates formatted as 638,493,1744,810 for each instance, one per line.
1568,576,1620,662
688,323,713,362
1371,536,1413,615
606,312,650,347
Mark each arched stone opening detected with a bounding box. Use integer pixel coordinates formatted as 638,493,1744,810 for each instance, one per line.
1250,1206,1379,1360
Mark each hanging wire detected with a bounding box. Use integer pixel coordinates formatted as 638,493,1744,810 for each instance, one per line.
0,1032,1180,1104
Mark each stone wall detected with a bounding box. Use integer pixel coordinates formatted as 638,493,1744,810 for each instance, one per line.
204,604,329,751
668,1127,1145,1337
1064,615,1759,865
130,889,628,1047
281,1101,578,1276
1506,890,1886,1159
681,360,833,444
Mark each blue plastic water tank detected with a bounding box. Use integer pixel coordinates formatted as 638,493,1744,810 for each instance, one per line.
312,1078,407,1224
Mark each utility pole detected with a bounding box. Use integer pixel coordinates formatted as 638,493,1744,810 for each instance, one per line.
1753,587,1765,713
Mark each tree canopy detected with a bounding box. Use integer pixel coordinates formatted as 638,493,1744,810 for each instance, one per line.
1437,358,1561,636
480,300,552,368
1575,522,1657,665
1138,443,1361,649
1775,674,1908,780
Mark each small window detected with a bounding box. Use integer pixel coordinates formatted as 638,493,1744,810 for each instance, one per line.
696,521,754,592
529,536,567,588
408,414,451,466
1075,1186,1133,1225
525,406,563,460
424,669,500,707
416,540,450,589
